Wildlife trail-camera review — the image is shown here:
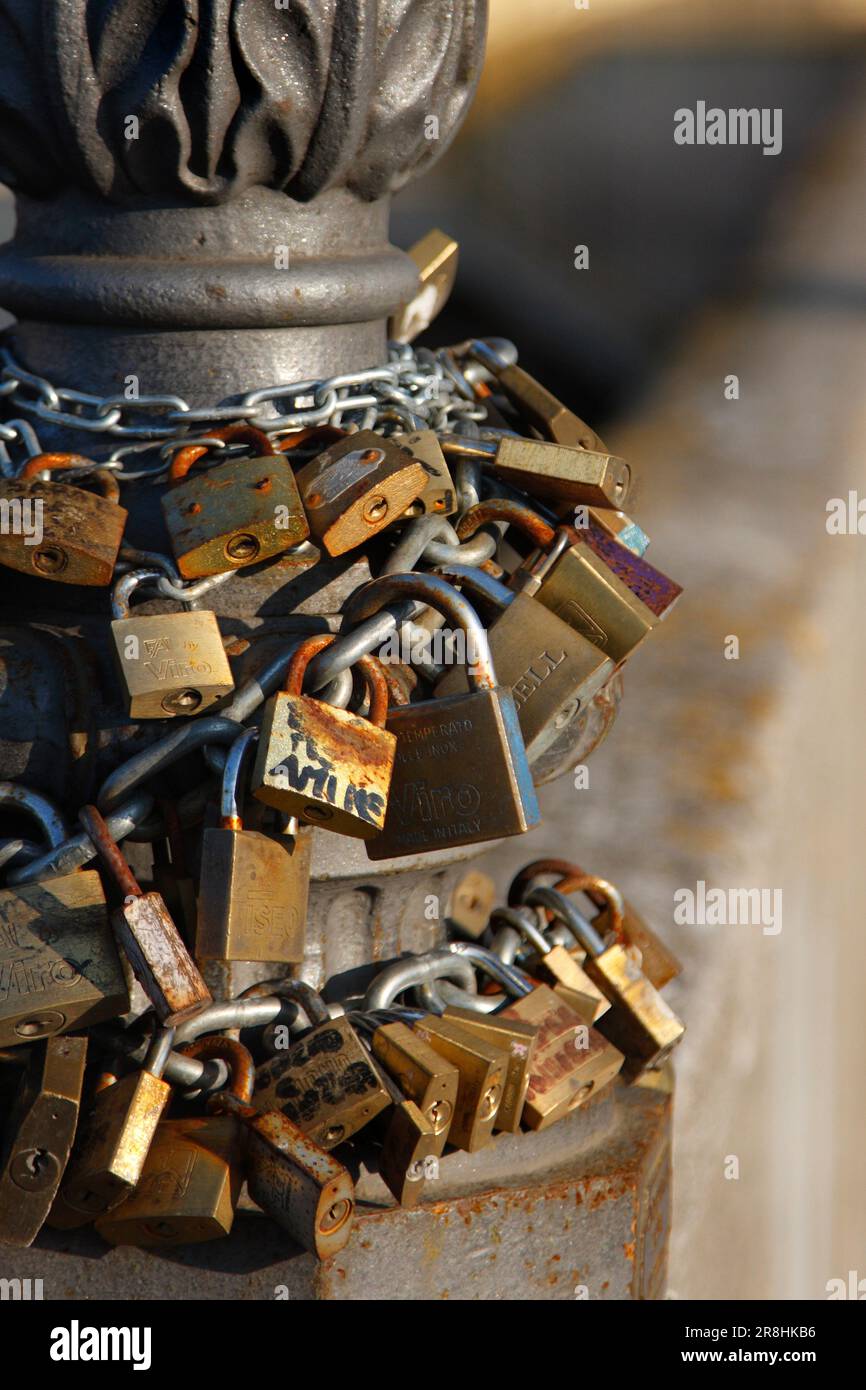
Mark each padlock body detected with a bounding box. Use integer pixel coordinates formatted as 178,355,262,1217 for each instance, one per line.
196,826,310,963
55,1070,172,1221
367,686,539,859
161,455,310,578
379,1100,440,1208
113,892,212,1027
244,1109,355,1259
398,430,457,516
0,478,126,586
446,869,497,939
501,985,624,1129
434,594,614,762
595,898,683,990
110,610,234,719
0,872,129,1047
412,1015,506,1151
253,1016,391,1148
0,1035,87,1247
589,945,685,1077
295,431,427,556
524,542,659,665
491,436,631,507
371,1021,458,1152
441,1007,537,1134
528,945,611,1023
95,1116,244,1246
252,692,395,838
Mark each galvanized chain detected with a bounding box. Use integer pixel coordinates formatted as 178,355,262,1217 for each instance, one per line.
0,341,491,478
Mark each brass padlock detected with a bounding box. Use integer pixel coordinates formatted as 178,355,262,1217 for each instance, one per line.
439,1007,537,1135
379,1096,440,1209
580,506,650,557
251,635,396,839
109,567,235,719
253,1013,392,1148
50,1028,175,1228
95,1036,253,1247
79,805,212,1028
210,1092,355,1259
341,572,540,860
500,984,624,1129
396,430,457,517
525,880,685,1080
411,1014,506,1152
294,430,428,556
446,869,497,940
0,785,130,1048
0,1035,87,1246
161,423,310,578
462,339,608,453
440,432,631,510
432,550,615,764
370,1019,459,1154
0,454,127,585
389,229,459,343
196,727,310,963
489,904,609,1024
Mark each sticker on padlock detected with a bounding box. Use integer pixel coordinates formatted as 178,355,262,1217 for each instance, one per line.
196,727,310,963
0,786,130,1049
95,1036,254,1247
251,634,396,838
110,567,235,719
0,1034,88,1247
79,805,212,1028
340,572,540,859
294,429,428,556
161,423,310,578
0,454,127,586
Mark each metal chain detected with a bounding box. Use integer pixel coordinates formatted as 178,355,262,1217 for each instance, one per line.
0,341,491,478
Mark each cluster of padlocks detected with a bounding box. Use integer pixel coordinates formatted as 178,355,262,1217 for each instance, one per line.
0,310,684,1256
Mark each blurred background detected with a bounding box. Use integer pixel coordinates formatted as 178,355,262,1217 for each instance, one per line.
392,0,866,1299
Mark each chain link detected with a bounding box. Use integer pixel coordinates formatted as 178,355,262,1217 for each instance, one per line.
0,342,492,480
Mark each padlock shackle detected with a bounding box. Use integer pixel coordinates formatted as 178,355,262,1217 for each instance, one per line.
551,873,626,941
383,515,459,575
364,950,478,1012
281,634,391,727
489,905,550,956
180,1035,255,1104
523,886,608,958
0,783,68,850
220,726,258,830
447,941,533,998
168,421,276,481
456,499,556,550
143,1025,177,1081
341,572,497,691
276,425,346,453
509,858,626,943
432,562,513,612
111,567,165,620
19,451,98,478
6,793,155,886
240,977,331,1027
78,804,142,900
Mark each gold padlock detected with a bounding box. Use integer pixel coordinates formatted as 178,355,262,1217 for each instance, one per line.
370,1019,459,1153
79,805,212,1028
0,454,127,585
439,1006,537,1135
161,424,310,578
396,430,457,517
49,1027,175,1228
110,567,235,719
489,904,609,1024
441,432,630,510
389,229,459,343
0,1035,88,1247
251,635,396,838
95,1037,253,1247
196,727,310,963
411,1014,506,1152
462,340,608,453
294,430,428,556
379,1097,441,1208
253,1014,392,1148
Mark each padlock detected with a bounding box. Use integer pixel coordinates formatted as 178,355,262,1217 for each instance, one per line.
109,567,235,719
440,432,631,510
524,881,685,1080
161,423,310,578
500,983,624,1130
446,868,497,940
294,430,428,556
396,430,457,517
49,1027,175,1227
253,1013,392,1148
370,1019,458,1155
432,555,615,764
196,727,310,963
509,858,683,990
376,1078,440,1209
389,229,459,343
341,572,540,859
0,786,129,1048
251,635,396,838
95,1036,253,1247
0,1034,87,1246
462,339,609,453
79,805,212,1027
210,1091,355,1259
439,1007,537,1136
579,505,650,558
0,456,127,585
411,1014,506,1152
489,904,609,1024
